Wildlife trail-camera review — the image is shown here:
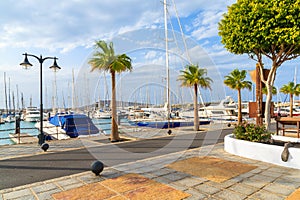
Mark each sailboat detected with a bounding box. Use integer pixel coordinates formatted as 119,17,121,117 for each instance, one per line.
93,72,112,119
128,0,211,129
3,75,15,123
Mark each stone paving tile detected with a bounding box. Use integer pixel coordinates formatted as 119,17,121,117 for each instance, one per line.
286,169,300,177
150,167,173,176
274,177,300,189
61,182,85,191
12,195,36,200
255,164,271,170
36,189,62,200
206,179,238,189
161,171,188,181
263,182,296,196
250,189,285,200
173,177,204,187
213,189,247,200
3,188,32,199
31,183,58,194
153,176,173,184
284,175,300,184
55,178,81,188
267,166,292,174
251,173,278,182
184,188,207,200
101,169,124,179
168,182,189,191
228,183,259,196
236,171,255,179
241,177,270,188
76,173,104,184
260,169,283,179
248,168,262,174
194,183,221,195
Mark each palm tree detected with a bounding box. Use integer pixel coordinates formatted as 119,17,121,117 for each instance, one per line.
224,69,252,124
262,86,277,96
89,40,132,142
280,82,300,117
178,64,212,131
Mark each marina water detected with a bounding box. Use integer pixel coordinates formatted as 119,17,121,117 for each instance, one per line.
0,118,114,146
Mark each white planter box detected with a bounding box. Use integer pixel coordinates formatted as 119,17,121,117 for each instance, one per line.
224,134,300,169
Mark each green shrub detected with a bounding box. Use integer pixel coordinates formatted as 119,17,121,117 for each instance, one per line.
233,122,272,142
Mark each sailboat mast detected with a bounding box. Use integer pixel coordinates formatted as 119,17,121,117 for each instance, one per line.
8,77,11,114
3,72,8,114
16,84,20,111
72,69,75,110
164,0,171,121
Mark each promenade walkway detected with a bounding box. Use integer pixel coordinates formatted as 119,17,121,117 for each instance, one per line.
0,124,299,200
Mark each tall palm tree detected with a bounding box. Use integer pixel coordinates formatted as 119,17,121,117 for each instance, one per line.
280,82,300,117
224,69,252,124
178,64,212,131
89,40,132,142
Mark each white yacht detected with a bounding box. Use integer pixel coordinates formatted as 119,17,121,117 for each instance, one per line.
24,107,40,122
93,109,111,119
199,96,238,122
180,96,238,122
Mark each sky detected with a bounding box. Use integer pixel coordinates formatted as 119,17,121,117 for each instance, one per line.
0,0,298,110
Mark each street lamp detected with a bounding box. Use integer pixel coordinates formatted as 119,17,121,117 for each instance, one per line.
20,53,61,146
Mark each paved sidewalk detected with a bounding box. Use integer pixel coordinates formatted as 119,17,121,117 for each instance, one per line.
1,141,300,200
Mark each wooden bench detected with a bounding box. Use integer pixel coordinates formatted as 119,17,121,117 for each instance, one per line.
275,117,300,138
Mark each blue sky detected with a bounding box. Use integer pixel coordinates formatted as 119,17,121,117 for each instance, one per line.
0,0,298,109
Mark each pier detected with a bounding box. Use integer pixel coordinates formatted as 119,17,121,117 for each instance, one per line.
9,133,38,144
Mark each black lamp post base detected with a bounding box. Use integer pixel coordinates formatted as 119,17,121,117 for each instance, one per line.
38,134,45,146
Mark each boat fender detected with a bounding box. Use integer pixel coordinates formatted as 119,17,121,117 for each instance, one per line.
281,142,293,162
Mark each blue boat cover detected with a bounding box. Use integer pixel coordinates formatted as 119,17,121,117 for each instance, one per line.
49,114,99,138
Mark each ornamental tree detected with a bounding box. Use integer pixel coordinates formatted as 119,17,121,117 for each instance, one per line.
219,0,300,130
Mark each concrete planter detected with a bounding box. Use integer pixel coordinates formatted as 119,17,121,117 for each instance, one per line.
224,134,300,169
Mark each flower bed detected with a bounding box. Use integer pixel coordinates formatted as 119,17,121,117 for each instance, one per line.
224,134,300,169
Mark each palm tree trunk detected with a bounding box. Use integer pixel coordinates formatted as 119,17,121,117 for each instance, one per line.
238,89,242,124
194,84,199,131
290,94,293,117
110,70,119,141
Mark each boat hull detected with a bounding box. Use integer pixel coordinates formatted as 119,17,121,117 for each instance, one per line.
128,120,210,129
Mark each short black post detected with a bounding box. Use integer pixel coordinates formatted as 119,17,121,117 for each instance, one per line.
91,160,104,176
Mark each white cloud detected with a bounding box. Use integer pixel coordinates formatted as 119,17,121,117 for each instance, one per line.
190,11,225,40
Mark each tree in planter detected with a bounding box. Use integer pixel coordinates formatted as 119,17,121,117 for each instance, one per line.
219,0,300,130
224,69,252,125
280,82,300,117
178,64,212,131
89,40,132,142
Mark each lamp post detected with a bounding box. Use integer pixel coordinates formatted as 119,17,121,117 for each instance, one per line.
20,53,61,146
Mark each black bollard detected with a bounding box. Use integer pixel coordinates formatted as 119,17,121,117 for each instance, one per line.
41,143,49,152
91,160,104,176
